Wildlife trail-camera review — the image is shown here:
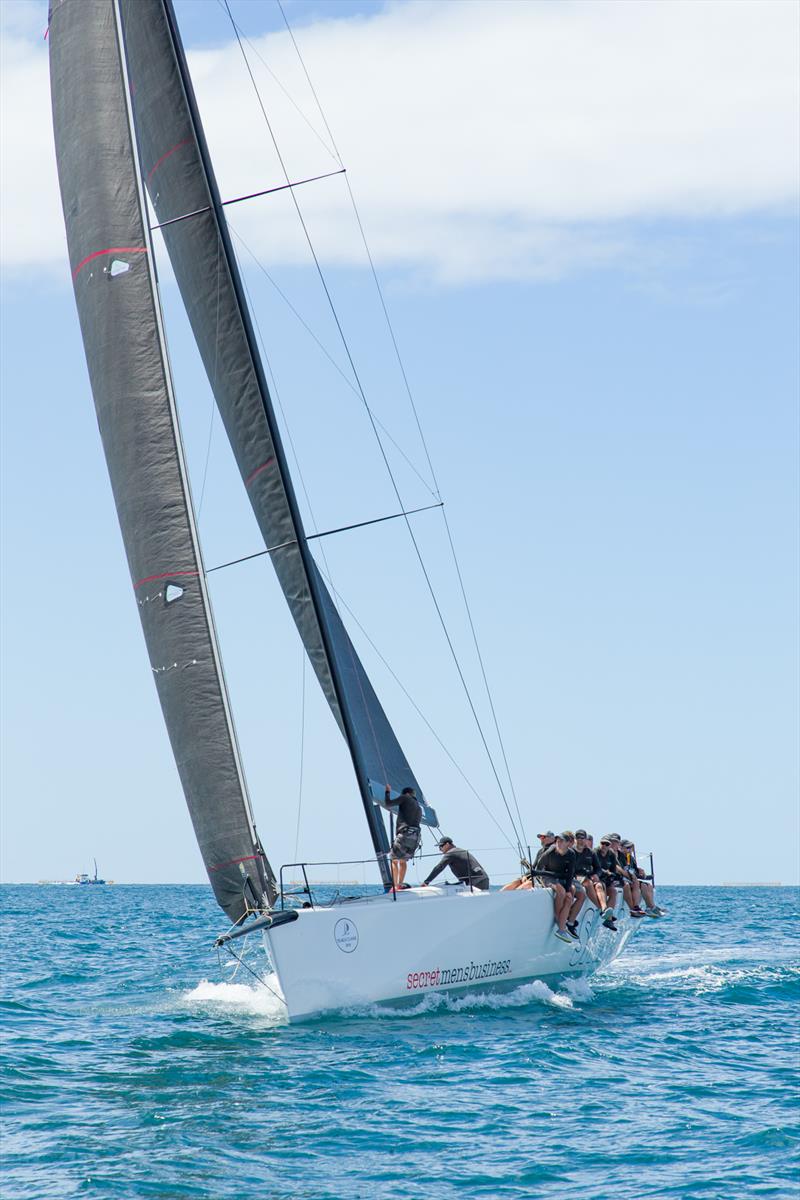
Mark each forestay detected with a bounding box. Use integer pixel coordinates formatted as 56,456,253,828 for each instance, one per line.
118,0,437,837
49,0,275,922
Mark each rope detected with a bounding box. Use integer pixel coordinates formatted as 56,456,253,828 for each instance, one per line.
221,941,287,1006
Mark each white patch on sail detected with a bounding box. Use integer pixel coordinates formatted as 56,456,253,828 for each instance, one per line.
108,259,130,277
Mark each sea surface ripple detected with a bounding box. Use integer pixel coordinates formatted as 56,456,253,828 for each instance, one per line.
1,884,798,1199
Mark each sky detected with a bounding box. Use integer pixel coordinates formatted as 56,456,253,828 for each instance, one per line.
1,0,798,890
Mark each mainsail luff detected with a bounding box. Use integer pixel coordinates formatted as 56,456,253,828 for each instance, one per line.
118,0,438,874
49,0,274,922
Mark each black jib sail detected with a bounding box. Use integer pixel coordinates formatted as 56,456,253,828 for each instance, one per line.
117,0,437,870
49,0,275,921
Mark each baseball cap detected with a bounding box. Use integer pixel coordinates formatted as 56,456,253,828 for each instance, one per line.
537,830,556,838
437,836,453,848
575,829,588,838
609,832,621,841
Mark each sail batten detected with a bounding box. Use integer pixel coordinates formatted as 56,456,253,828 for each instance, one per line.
119,0,438,865
50,0,274,922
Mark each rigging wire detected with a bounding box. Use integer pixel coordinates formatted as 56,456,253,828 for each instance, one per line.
319,574,518,851
236,233,514,850
228,222,437,499
273,0,526,849
237,252,501,835
215,0,341,165
219,941,287,1005
293,648,306,863
222,0,525,856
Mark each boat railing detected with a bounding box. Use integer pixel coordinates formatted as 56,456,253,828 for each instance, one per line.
277,848,497,909
277,850,658,909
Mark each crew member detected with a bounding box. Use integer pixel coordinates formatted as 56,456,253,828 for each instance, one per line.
386,786,422,890
422,837,490,890
574,830,616,930
609,833,645,917
535,833,576,942
620,839,663,917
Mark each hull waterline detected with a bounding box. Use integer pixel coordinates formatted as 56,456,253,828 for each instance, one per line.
264,886,635,1022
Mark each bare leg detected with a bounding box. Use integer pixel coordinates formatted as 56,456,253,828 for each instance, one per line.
605,882,617,911
550,884,568,929
584,880,601,910
641,881,655,908
594,880,608,910
568,889,585,923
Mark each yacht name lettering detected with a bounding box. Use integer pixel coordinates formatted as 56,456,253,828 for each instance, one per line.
406,958,512,990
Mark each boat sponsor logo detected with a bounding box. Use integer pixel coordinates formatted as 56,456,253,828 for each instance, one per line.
334,918,359,953
406,957,512,991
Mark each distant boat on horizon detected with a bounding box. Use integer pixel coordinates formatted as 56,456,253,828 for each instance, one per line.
40,860,111,886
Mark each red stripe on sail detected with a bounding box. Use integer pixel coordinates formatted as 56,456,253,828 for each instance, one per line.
209,854,260,872
133,570,199,591
245,458,276,487
147,139,192,181
72,247,147,279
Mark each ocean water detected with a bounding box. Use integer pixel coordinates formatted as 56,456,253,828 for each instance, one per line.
1,884,798,1200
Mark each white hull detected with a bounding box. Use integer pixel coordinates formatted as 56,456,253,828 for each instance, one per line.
264,885,636,1022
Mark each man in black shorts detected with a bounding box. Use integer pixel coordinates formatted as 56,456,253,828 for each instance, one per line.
386,786,422,890
574,830,616,930
422,837,490,890
595,837,623,913
609,834,645,917
534,833,576,942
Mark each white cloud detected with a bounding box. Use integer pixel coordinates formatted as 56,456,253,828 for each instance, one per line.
2,0,798,283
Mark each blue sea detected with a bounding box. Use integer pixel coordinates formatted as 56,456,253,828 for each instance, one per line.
1,884,798,1199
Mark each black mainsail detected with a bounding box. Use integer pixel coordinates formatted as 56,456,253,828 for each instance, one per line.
49,0,274,921
117,0,437,873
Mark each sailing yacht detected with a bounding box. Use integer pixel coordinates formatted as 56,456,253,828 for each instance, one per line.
49,0,636,1021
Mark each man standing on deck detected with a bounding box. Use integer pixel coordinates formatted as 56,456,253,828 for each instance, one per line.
386,786,422,890
422,837,490,890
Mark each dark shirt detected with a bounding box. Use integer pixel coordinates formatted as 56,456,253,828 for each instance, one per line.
595,848,622,879
395,794,422,831
423,847,489,889
533,842,553,870
574,846,599,878
536,845,575,889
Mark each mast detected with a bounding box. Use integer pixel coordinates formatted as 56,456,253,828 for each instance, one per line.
158,0,392,884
